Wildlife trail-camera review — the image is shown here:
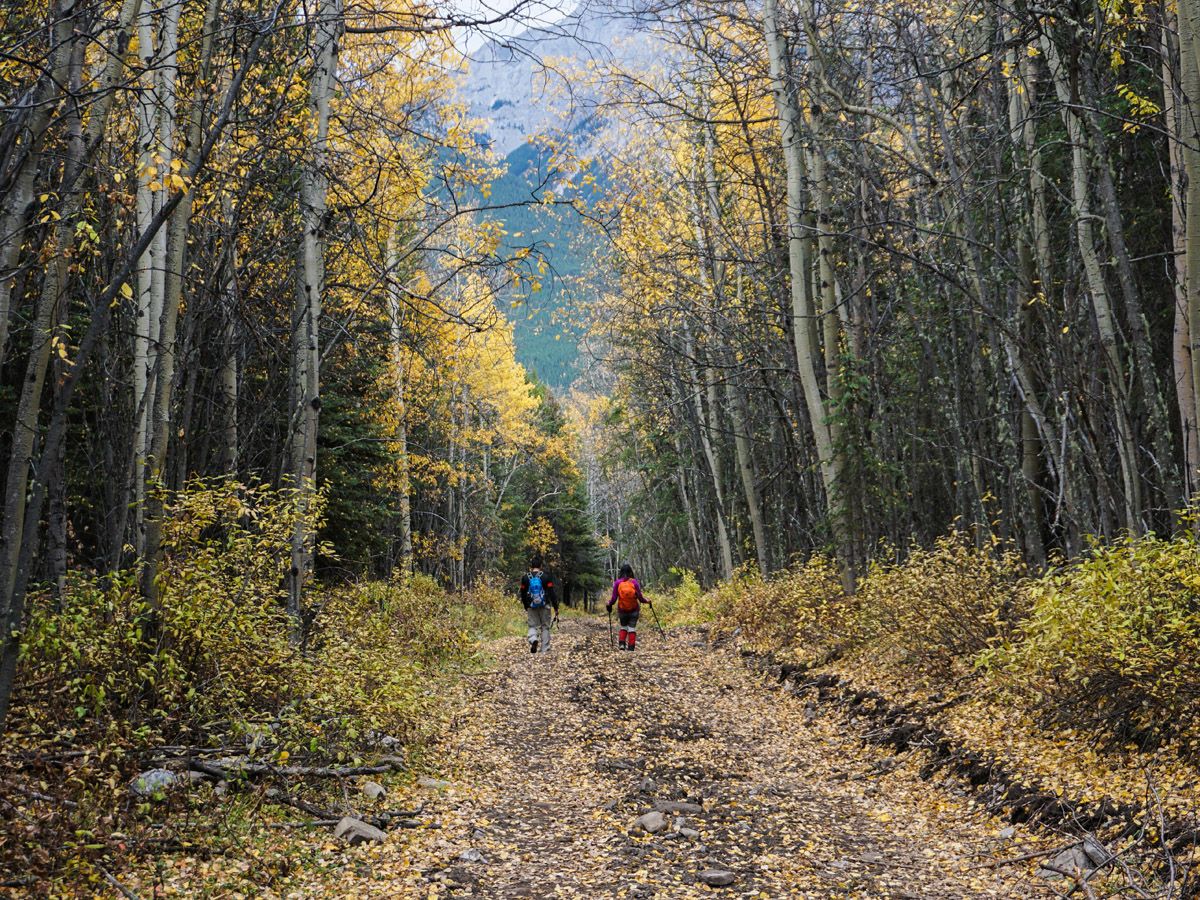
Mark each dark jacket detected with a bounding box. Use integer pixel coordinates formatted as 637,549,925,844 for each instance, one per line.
519,568,559,610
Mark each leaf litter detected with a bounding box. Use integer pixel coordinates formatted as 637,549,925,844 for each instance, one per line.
124,619,1064,898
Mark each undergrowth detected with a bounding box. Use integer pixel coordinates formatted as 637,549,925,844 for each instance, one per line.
0,479,522,888
671,528,1200,757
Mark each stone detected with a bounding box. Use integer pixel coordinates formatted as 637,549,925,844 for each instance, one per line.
698,869,736,887
673,816,687,831
998,826,1017,841
378,755,407,771
1082,838,1110,868
458,848,487,864
653,799,702,815
635,811,667,834
638,776,657,793
129,769,180,798
679,827,700,839
1038,841,1110,880
334,816,387,845
418,776,451,790
362,780,387,801
366,730,404,751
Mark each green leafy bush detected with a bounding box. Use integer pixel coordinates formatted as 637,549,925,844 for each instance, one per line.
21,480,308,740
982,533,1200,749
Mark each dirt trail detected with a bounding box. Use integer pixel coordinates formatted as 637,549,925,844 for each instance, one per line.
343,620,1057,898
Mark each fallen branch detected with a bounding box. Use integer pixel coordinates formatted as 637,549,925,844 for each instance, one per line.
264,787,335,819
189,759,399,781
100,868,141,900
969,842,1077,870
263,787,422,830
265,819,340,828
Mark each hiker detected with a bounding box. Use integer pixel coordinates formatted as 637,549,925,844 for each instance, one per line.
519,556,559,654
607,563,650,651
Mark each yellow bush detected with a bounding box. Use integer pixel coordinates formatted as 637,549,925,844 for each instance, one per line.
20,480,309,739
982,533,1200,749
18,480,507,754
689,537,1024,677
656,569,720,626
723,557,847,665
853,534,1028,676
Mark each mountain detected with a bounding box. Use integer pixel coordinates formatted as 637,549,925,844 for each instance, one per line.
458,3,660,389
459,4,659,157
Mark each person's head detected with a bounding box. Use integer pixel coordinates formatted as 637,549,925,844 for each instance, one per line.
618,562,634,579
530,555,544,571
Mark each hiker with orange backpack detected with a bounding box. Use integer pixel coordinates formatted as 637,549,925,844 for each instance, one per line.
607,563,650,651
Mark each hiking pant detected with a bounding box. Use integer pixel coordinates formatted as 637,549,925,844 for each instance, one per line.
618,608,639,649
526,605,553,652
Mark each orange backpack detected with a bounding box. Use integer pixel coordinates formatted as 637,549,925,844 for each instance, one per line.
616,578,639,612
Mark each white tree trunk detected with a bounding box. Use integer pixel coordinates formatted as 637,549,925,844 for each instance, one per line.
1041,33,1142,531
763,0,852,588
287,0,342,633
386,229,413,575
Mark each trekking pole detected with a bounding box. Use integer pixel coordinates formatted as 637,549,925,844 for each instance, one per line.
649,603,666,640
607,606,615,649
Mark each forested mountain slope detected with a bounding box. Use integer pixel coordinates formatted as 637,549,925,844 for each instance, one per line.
458,1,657,389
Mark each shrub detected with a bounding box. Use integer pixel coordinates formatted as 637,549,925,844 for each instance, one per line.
302,576,478,755
852,534,1028,676
655,568,714,626
20,479,310,741
723,557,847,666
982,533,1200,750
9,480,516,882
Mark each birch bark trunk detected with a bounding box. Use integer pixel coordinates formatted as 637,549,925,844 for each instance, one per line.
0,0,88,369
0,0,140,724
140,0,226,604
763,0,852,586
287,0,342,635
1040,32,1143,532
386,230,413,575
1179,0,1200,496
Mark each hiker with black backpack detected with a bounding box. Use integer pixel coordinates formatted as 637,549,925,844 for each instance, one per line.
607,563,650,651
519,556,559,654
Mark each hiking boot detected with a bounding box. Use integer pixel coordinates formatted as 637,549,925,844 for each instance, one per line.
529,639,539,654
618,642,627,651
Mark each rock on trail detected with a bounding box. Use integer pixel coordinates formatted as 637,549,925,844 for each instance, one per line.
320,620,1061,897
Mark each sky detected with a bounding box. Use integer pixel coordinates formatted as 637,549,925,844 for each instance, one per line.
448,0,580,55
